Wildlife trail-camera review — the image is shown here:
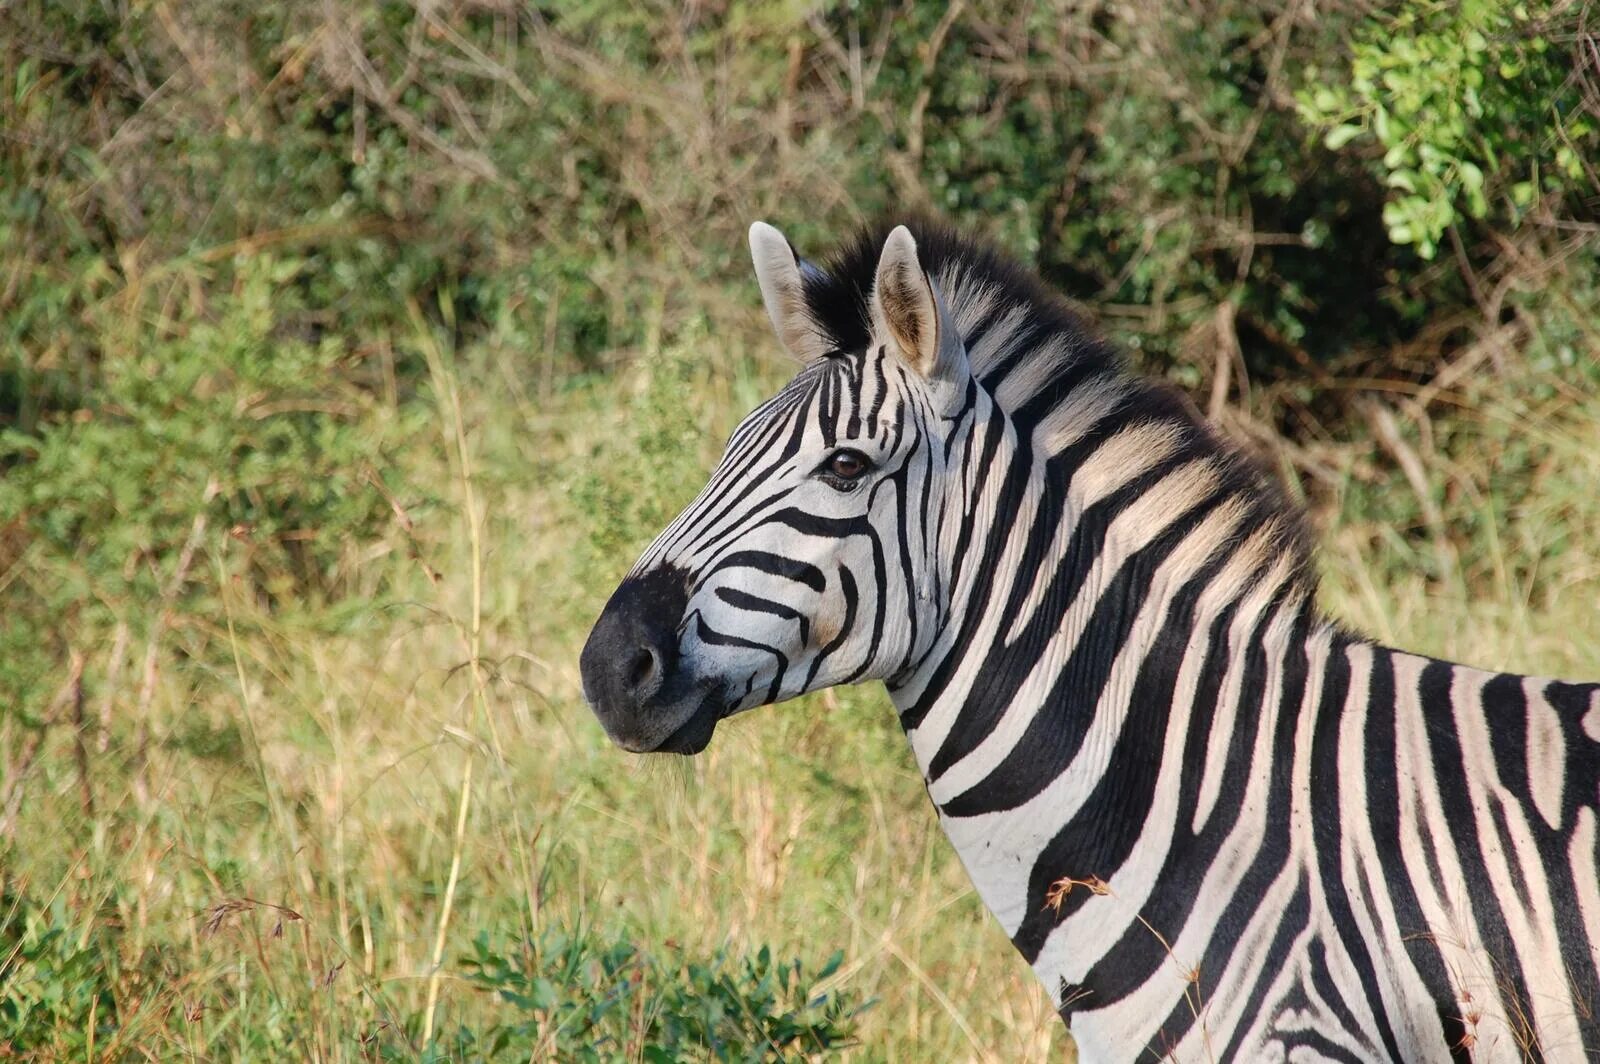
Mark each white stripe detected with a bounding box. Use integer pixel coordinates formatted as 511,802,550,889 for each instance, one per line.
1526,677,1568,830
964,303,1031,371
1569,809,1600,1003
993,332,1076,410
1454,668,1587,1057
934,267,1002,340
1032,373,1131,456
900,426,1039,771
1172,862,1304,1061
1027,502,1250,1002
1336,644,1460,1059
1079,624,1292,1056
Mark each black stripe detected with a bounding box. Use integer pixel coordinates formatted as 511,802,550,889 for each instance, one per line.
712,587,811,646
1063,594,1262,1004
899,408,1024,731
1270,1028,1373,1064
691,613,787,669
843,350,864,440
1417,659,1544,1063
759,507,870,541
936,476,1222,816
1364,650,1463,1057
1486,795,1532,911
1305,935,1378,1059
840,520,890,685
1144,610,1311,1054
1310,638,1407,1062
1214,872,1313,1062
804,566,859,687
1484,671,1531,801
865,355,888,437
704,550,825,593
1509,679,1600,1050
883,446,922,678
1007,545,1231,959
818,363,838,447
666,410,808,558
1545,680,1600,827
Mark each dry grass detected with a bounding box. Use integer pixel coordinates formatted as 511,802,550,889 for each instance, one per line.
0,319,1070,1059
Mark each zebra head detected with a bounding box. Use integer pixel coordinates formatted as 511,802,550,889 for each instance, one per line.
580,223,978,754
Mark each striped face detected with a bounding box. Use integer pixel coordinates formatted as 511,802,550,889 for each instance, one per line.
580,225,974,753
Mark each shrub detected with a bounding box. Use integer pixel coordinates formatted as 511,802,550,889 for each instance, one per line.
1299,0,1597,260
0,877,864,1062
0,253,412,712
0,885,120,1059
435,929,863,1063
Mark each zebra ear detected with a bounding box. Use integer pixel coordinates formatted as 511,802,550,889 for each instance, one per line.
749,221,833,363
870,226,964,383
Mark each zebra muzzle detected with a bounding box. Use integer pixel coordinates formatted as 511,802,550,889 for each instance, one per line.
580,566,711,753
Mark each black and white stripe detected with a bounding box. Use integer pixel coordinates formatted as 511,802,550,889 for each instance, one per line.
580,220,1600,1062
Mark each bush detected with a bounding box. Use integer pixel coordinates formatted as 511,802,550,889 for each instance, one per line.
0,884,121,1059
0,876,863,1062
0,253,414,713
8,0,1596,400
436,929,863,1062
1300,0,1596,259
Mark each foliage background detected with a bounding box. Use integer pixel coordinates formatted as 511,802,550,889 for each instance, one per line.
1,0,1597,1059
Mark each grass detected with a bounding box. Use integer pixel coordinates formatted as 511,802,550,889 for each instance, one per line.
0,308,1068,1060
3,272,1597,1060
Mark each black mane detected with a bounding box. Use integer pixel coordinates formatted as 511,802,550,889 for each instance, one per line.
803,220,1109,352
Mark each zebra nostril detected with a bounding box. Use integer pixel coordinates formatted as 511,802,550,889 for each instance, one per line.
627,646,660,692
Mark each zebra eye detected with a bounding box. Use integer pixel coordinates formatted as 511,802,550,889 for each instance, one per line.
821,448,872,484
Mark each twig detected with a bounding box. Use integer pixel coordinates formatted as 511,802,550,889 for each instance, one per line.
1208,302,1238,421
1408,322,1525,415
69,650,93,819
906,0,967,164
132,478,220,803
319,0,504,185
96,620,129,752
1361,400,1456,581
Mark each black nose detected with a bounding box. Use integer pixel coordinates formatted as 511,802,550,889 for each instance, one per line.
580,566,690,725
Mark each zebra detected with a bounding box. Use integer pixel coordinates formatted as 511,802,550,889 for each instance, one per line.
579,220,1600,1062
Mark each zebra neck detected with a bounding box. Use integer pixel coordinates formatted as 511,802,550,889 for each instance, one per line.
888,419,1332,1014
890,572,1323,1033
895,551,1317,883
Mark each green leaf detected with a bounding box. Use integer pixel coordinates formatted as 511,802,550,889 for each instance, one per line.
1373,105,1392,143
1386,170,1418,193
1324,124,1365,150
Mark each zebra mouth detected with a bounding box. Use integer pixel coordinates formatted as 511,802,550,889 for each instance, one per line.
650,689,726,755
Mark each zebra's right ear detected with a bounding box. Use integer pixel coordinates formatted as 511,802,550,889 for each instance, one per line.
749,222,833,363
870,225,968,390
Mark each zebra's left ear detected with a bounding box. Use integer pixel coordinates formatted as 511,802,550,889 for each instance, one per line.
870,226,967,386
749,221,834,363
